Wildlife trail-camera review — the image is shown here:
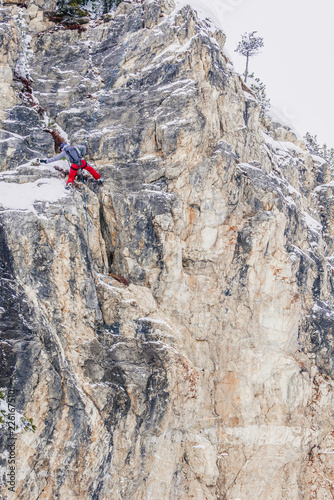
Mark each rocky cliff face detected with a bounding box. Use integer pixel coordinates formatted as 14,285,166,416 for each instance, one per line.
1,1,334,499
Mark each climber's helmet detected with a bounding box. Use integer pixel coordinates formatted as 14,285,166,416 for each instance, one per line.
59,142,67,151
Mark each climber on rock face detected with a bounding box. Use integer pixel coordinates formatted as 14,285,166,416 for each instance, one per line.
40,143,103,190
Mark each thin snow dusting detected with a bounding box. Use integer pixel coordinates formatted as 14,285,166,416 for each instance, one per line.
314,180,334,192
311,154,327,165
302,211,322,233
138,317,174,331
312,302,323,313
287,184,301,198
13,11,33,80
261,132,289,153
175,0,224,30
238,162,262,172
157,79,194,93
268,106,299,135
139,154,159,161
283,141,305,155
152,42,182,61
0,178,68,212
59,107,84,115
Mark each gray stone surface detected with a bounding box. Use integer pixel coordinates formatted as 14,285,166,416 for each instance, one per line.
0,1,334,499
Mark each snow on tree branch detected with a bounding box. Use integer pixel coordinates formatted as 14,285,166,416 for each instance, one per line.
304,132,334,170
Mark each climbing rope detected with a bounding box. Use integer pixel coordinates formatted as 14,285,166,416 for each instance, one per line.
80,2,142,276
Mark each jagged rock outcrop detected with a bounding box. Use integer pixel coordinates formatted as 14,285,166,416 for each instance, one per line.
1,1,334,499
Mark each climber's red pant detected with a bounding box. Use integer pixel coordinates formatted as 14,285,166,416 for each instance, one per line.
67,159,101,185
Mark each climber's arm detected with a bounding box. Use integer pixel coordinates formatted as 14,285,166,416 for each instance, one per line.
39,152,67,164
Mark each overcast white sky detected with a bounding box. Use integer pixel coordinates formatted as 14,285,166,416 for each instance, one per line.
175,0,334,146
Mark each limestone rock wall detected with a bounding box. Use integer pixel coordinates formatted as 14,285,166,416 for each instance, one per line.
0,1,334,499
